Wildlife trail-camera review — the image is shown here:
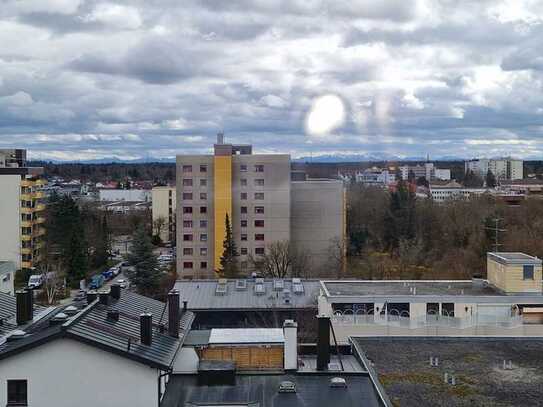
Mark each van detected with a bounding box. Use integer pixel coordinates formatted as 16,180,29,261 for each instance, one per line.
27,274,44,289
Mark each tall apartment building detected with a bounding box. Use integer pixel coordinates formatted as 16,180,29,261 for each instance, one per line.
176,135,345,279
152,186,177,243
0,150,46,274
465,158,523,181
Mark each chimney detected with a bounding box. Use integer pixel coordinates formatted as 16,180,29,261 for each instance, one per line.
283,320,298,370
140,313,152,346
316,315,331,371
183,300,188,312
110,284,121,300
168,290,180,338
98,291,109,306
16,290,28,325
86,290,98,304
25,289,33,322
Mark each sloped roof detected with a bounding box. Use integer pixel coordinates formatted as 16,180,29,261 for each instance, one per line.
0,290,194,370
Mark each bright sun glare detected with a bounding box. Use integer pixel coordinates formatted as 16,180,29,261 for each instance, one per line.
305,94,346,137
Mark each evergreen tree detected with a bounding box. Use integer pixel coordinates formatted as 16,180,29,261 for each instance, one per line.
486,169,497,188
218,214,239,278
384,180,416,250
127,224,161,296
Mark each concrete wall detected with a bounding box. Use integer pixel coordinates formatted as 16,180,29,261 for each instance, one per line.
0,175,21,269
0,261,15,295
99,189,151,202
291,180,345,275
152,186,176,243
0,338,159,407
232,154,291,273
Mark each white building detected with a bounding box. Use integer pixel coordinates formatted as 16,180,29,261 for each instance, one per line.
465,158,523,180
152,186,176,243
0,262,15,295
429,181,487,202
318,252,543,343
434,168,451,181
399,163,451,181
0,288,194,407
355,168,395,186
98,189,151,202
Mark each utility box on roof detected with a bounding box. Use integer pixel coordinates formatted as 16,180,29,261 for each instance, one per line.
487,252,542,294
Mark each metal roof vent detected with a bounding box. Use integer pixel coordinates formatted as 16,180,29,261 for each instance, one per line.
273,279,284,291
254,282,265,295
7,330,27,341
278,381,297,393
215,280,227,295
64,305,78,316
50,312,68,325
330,377,347,388
107,309,120,322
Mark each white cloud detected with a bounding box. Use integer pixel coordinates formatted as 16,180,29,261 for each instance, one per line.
84,4,142,30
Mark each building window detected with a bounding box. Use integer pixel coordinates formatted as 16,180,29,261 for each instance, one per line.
183,179,193,187
183,248,193,255
241,247,248,255
255,247,265,255
182,193,193,200
241,233,248,241
523,265,535,280
240,178,247,187
200,164,207,173
200,206,207,214
254,179,265,186
241,220,248,228
254,220,264,227
441,303,455,317
254,192,264,200
7,380,27,406
255,164,264,172
183,262,193,269
254,206,264,214
241,192,247,200
255,234,265,241
200,220,208,228
200,261,207,269
183,234,193,241
200,179,207,187
240,164,248,172
241,206,248,214
183,220,193,228
182,165,192,173
183,206,193,214
200,248,208,256
200,234,208,242
200,192,207,200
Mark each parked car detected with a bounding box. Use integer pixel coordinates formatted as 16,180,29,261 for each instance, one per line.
89,274,105,290
101,270,114,280
110,267,120,276
27,274,44,289
116,279,128,289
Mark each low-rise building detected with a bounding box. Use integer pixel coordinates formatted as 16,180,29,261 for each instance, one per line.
100,200,151,214
0,288,194,407
98,188,151,202
429,181,487,202
152,186,176,243
0,262,15,295
355,168,396,186
318,252,543,343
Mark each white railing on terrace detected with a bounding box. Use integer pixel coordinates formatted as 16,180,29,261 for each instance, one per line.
331,310,524,329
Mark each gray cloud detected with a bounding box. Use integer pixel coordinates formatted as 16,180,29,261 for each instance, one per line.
1,0,543,161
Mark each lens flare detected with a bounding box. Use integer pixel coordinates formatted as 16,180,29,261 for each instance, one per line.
305,94,346,137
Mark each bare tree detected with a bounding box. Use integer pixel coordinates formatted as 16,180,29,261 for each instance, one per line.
43,262,66,305
249,240,295,278
327,236,347,279
153,215,167,240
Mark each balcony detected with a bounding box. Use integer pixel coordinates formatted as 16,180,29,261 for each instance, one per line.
32,191,45,199
21,220,32,228
21,234,32,241
21,194,32,201
34,179,47,186
35,216,46,224
21,260,33,269
21,180,33,187
35,203,46,211
21,207,33,214
33,228,46,237
21,247,32,255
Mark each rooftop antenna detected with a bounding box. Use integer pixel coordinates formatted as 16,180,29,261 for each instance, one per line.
485,217,506,252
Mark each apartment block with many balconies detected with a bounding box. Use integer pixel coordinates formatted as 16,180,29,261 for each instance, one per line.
0,149,47,274
176,135,345,279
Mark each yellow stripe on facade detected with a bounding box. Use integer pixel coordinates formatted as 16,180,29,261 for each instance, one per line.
213,155,232,272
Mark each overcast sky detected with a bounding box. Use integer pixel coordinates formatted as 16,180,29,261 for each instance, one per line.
1,0,543,161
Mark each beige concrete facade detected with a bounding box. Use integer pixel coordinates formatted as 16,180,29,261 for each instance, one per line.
176,137,345,279
487,252,542,294
152,186,176,243
0,175,22,269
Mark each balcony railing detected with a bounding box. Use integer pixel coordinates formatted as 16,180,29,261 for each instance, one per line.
331,310,524,329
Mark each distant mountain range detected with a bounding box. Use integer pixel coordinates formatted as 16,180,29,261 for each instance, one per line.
30,153,471,164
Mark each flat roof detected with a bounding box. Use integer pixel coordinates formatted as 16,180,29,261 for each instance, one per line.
174,279,321,311
488,252,542,265
355,337,543,407
161,374,385,407
209,328,284,345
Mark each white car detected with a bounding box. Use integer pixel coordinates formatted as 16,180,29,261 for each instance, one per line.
116,279,128,289
110,267,120,276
